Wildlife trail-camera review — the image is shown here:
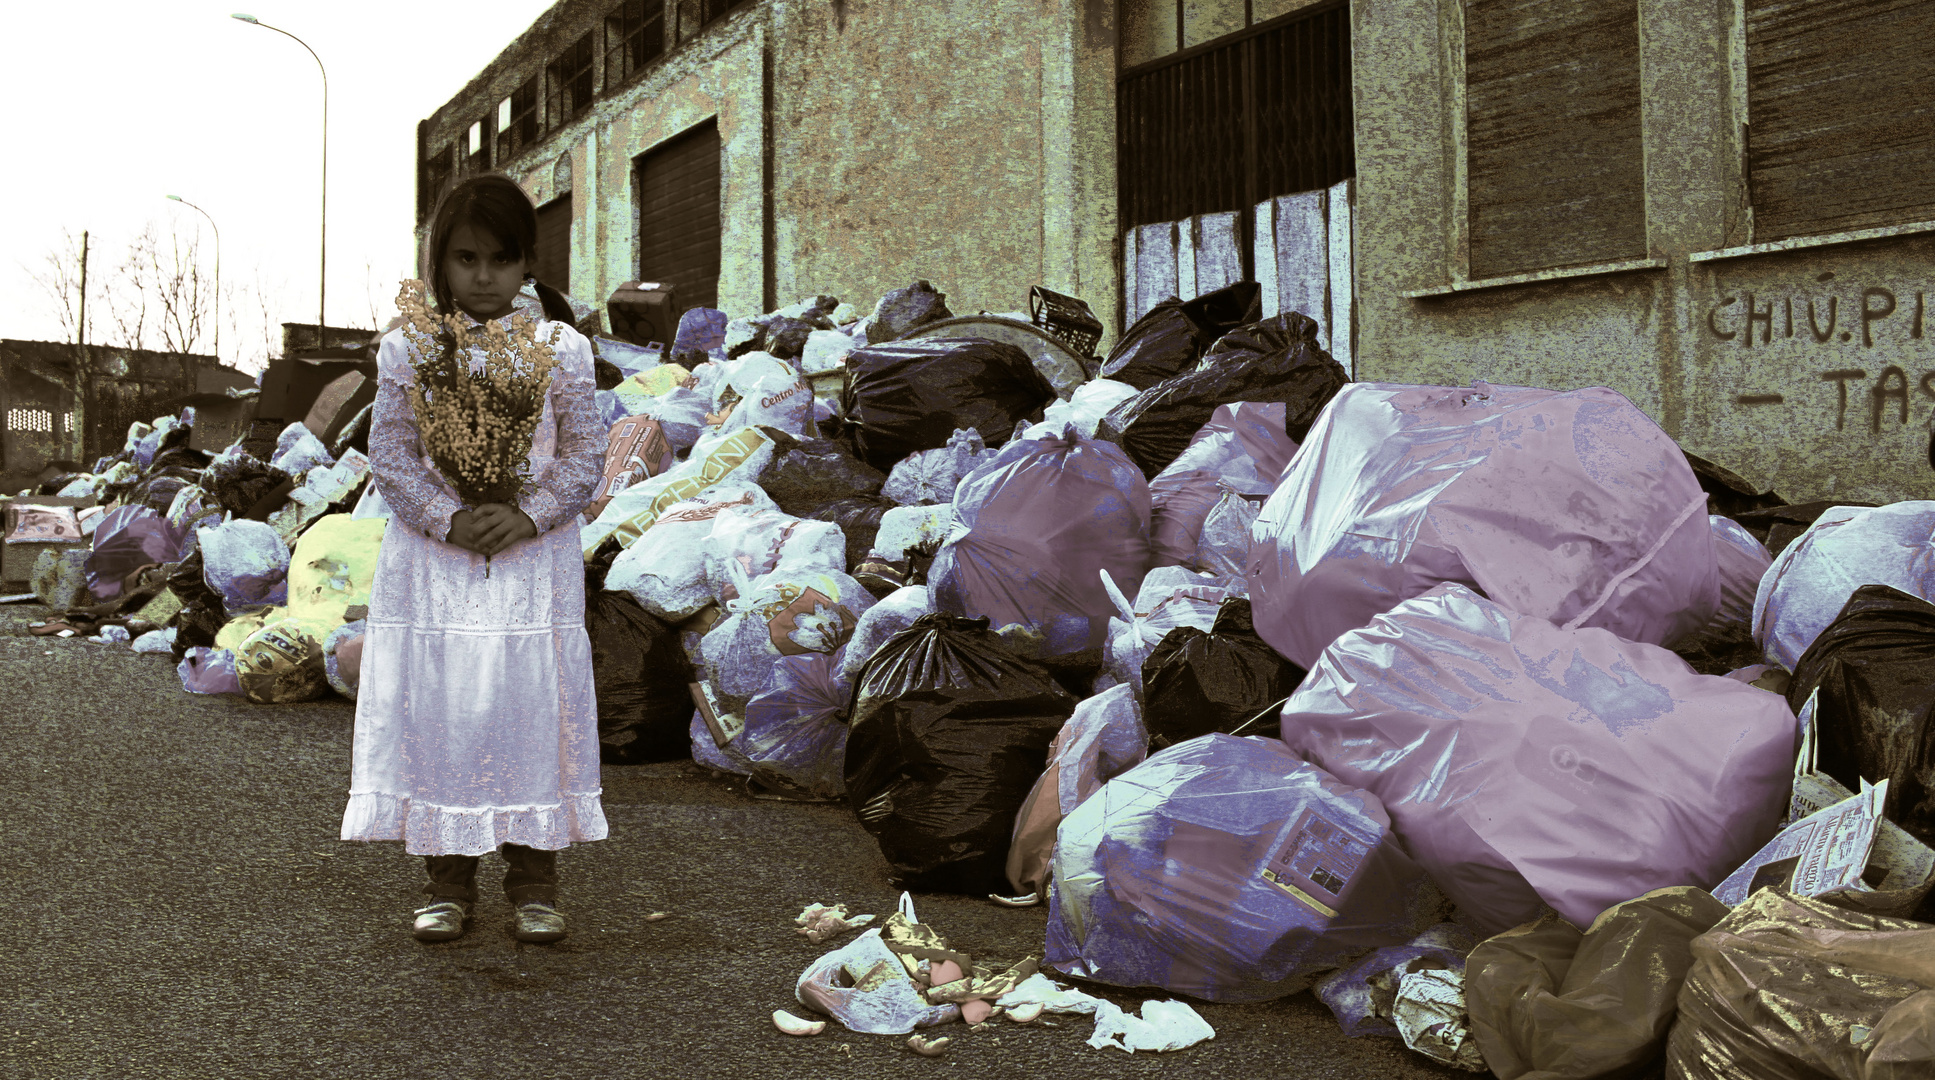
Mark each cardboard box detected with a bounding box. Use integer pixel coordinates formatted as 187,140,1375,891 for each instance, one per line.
303,370,377,446
256,354,378,425
177,393,256,454
0,495,98,585
586,417,675,521
607,281,679,350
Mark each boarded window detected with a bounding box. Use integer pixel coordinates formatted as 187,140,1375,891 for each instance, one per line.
635,120,722,314
1464,0,1646,278
1746,0,1935,241
534,195,572,296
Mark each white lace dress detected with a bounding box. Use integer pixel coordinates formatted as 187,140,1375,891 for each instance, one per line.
339,312,608,856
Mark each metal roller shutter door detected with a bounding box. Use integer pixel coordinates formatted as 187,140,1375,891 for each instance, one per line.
636,120,721,314
534,194,571,296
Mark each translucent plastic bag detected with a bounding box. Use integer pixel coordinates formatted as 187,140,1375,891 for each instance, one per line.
741,649,853,801
1096,565,1235,693
1039,379,1140,439
930,426,1153,659
1251,382,1721,670
197,518,291,609
1280,582,1796,936
880,428,996,506
700,563,875,717
1751,500,1935,671
1005,683,1147,897
836,584,935,684
605,481,779,622
1711,515,1773,632
270,420,335,476
1045,732,1439,1003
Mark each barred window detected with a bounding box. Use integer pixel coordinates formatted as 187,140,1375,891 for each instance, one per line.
7,408,55,433
605,0,665,88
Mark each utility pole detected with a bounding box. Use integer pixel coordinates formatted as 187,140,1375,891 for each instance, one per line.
74,230,91,467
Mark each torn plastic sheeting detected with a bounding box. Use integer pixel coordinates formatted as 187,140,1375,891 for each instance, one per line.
1312,922,1478,1040
992,973,1217,1054
1279,582,1797,937
1140,596,1306,749
1750,500,1935,672
740,649,853,801
795,927,962,1034
1005,682,1147,898
1664,887,1935,1080
930,426,1153,659
1464,886,1730,1080
838,337,1056,472
1098,282,1263,391
835,584,934,684
1786,583,1935,852
1097,312,1346,480
844,612,1078,894
1045,733,1439,1003
1249,381,1722,671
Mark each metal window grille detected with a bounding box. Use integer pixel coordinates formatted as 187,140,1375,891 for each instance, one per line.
1117,2,1353,276
497,77,539,163
7,408,55,434
605,0,665,87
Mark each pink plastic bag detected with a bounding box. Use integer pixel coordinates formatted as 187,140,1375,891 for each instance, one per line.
1148,402,1294,567
930,425,1153,657
1279,582,1796,936
1249,382,1720,669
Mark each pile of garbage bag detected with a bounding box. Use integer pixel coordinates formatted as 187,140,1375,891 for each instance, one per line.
23,276,1935,1074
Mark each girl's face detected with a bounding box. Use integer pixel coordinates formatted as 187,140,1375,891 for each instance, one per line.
441,221,529,321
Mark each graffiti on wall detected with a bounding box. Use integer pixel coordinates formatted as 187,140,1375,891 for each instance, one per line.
1705,280,1935,433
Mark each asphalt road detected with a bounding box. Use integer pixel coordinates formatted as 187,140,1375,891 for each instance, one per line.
1,600,1474,1080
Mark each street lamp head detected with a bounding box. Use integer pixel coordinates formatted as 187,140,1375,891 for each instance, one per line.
231,13,259,23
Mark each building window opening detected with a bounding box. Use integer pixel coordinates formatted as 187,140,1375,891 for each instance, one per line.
497,76,538,163
605,0,665,87
548,32,598,128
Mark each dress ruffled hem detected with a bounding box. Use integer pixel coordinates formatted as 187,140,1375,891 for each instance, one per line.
339,790,609,855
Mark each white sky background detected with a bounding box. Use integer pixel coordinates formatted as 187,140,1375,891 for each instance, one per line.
1,1,557,374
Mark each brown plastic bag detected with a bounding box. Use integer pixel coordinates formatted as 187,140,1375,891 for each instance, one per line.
1466,886,1729,1080
1665,888,1935,1080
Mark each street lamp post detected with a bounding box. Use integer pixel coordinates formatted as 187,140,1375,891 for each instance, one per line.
165,195,220,362
232,13,326,346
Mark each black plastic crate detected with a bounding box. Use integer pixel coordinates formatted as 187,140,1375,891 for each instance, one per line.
1030,286,1102,358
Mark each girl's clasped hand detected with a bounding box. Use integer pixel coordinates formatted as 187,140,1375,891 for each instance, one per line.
446,503,538,557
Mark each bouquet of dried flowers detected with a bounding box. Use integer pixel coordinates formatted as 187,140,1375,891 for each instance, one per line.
395,279,565,576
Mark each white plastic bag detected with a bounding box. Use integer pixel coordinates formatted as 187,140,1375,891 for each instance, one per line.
1039,379,1141,439
701,562,877,716
1751,500,1935,671
1097,566,1234,692
871,504,955,563
880,428,997,506
605,481,780,622
1192,487,1262,579
800,329,857,376
795,927,961,1034
198,518,291,608
270,420,334,476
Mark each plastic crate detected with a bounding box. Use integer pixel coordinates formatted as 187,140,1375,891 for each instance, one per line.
1030,286,1103,358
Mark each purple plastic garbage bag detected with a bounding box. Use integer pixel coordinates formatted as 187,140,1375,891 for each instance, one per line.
177,646,244,696
1044,732,1438,1003
930,426,1153,657
86,506,191,600
1249,382,1721,670
1279,582,1796,936
741,648,853,801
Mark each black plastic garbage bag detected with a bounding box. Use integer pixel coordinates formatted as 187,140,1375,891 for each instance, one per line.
1786,584,1935,850
1097,281,1263,390
839,338,1056,472
752,428,887,517
761,315,818,361
594,356,627,391
128,470,197,517
151,446,214,473
201,453,295,519
805,494,895,574
586,587,695,765
1141,597,1307,750
1097,311,1350,479
844,612,1080,893
866,279,953,344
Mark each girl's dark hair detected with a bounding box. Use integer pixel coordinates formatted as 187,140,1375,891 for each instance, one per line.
422,174,578,358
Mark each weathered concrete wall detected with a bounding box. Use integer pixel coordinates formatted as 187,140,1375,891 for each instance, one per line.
1351,0,1935,505
766,0,1118,346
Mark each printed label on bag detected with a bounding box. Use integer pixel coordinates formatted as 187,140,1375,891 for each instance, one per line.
1514,737,1611,808
762,586,859,656
689,680,743,747
1261,807,1373,919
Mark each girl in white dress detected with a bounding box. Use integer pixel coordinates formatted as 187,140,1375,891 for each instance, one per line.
340,173,606,943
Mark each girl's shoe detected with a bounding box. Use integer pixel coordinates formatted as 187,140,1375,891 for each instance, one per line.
512,901,567,943
412,900,472,941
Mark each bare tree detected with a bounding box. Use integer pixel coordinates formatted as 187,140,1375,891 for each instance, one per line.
104,222,157,351
100,220,213,355
17,227,97,345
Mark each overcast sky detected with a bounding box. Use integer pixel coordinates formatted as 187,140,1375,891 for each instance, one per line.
2,1,557,373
